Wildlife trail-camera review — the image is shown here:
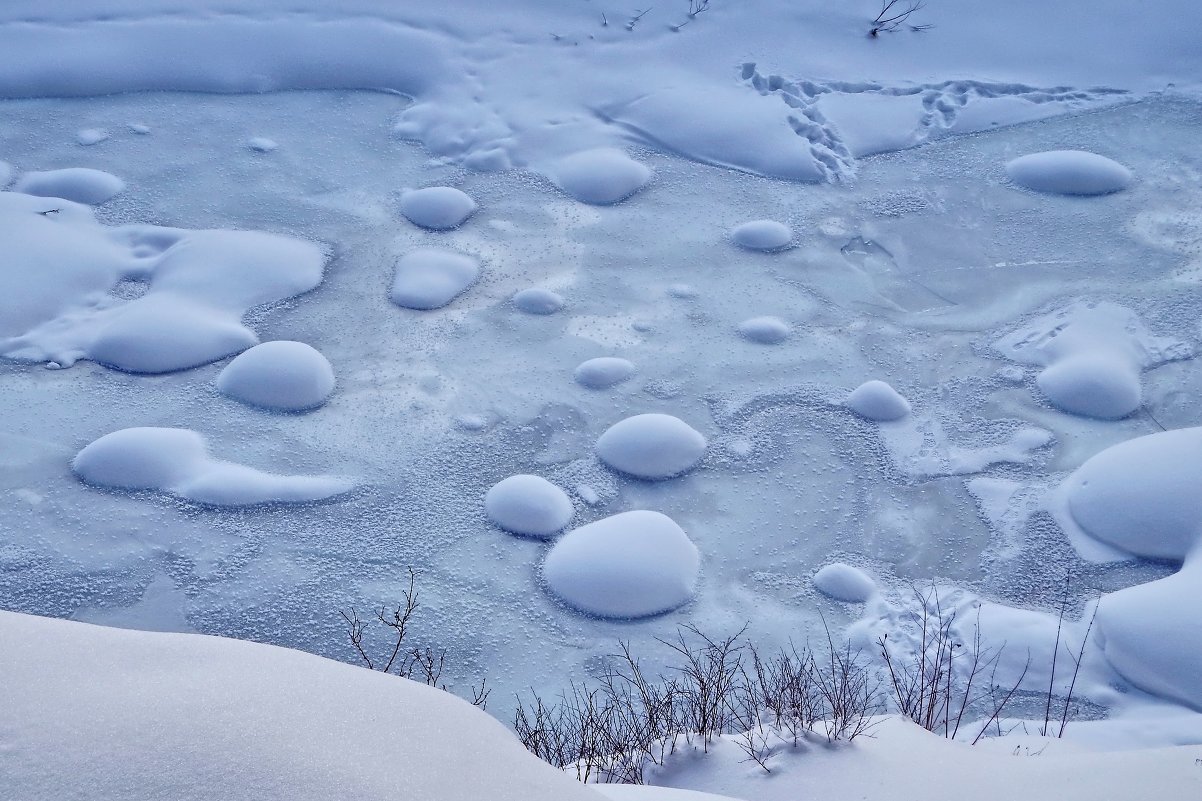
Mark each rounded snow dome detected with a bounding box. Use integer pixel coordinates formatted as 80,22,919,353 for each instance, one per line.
846,380,910,422
1005,150,1132,196
217,341,335,411
73,427,208,490
737,316,790,344
596,413,707,480
574,357,636,389
512,288,564,315
14,167,125,205
542,510,700,618
484,474,574,539
1035,354,1141,419
390,248,480,310
813,563,876,602
548,148,651,205
399,186,477,230
731,220,792,252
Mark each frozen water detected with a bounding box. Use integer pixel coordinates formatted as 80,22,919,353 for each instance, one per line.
736,316,791,344
545,148,650,205
12,167,125,204
731,220,792,252
390,248,480,310
574,357,636,389
813,563,876,602
512,288,564,315
542,510,700,619
399,186,476,230
846,380,911,422
1006,150,1133,196
216,341,335,412
596,414,707,480
484,474,574,539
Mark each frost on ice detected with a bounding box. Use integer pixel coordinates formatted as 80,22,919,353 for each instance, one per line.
846,380,911,422
542,510,700,618
398,186,477,230
484,474,574,539
574,356,636,389
813,563,876,602
737,316,791,344
216,341,335,412
596,413,707,480
73,427,353,506
389,248,480,310
731,220,793,252
545,148,650,205
1005,150,1133,196
13,167,125,205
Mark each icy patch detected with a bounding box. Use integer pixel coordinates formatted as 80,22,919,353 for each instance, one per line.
389,248,479,310
76,128,108,146
846,380,911,422
399,187,476,230
512,288,564,315
596,413,707,480
542,510,700,619
73,427,352,506
813,563,876,602
574,356,636,389
1006,150,1132,196
995,301,1191,419
737,316,791,344
545,148,650,205
216,341,335,412
485,474,574,539
13,167,125,205
247,137,279,153
731,220,792,252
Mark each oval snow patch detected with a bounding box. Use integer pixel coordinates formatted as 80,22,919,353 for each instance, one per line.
390,248,480,310
217,341,335,411
574,357,636,389
399,186,477,230
548,148,650,205
846,380,911,422
731,220,792,251
13,167,125,205
737,316,790,344
513,288,564,315
485,474,574,539
596,413,706,479
1035,353,1141,419
1005,150,1132,196
813,563,876,602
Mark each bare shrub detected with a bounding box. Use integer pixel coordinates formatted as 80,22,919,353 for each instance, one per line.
869,1,931,37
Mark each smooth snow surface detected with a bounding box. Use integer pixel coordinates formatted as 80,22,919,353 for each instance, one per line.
1006,150,1133,196
730,220,792,252
73,427,352,505
596,414,707,480
390,248,480,310
845,380,911,422
812,563,876,602
736,316,791,344
542,511,700,619
216,341,335,411
485,474,574,539
512,288,565,315
399,186,476,230
546,148,650,205
12,167,125,204
574,356,637,389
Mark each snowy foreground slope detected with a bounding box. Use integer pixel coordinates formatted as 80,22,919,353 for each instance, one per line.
3,611,1201,801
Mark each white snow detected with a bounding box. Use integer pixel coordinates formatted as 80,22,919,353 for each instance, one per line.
730,220,792,252
399,186,477,230
736,316,791,344
216,340,335,412
596,414,707,480
247,136,279,152
12,167,125,204
513,287,565,315
73,427,352,505
0,159,11,187
485,474,574,539
574,356,637,389
845,380,911,422
390,248,480,310
542,510,700,619
1006,150,1133,196
76,127,109,146
545,148,650,205
812,563,876,602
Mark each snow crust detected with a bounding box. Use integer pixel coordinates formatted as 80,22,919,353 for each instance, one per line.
813,563,876,602
546,148,650,205
216,341,335,411
513,288,565,315
736,316,791,344
574,356,637,389
596,414,707,480
73,427,352,505
485,474,574,539
390,248,480,310
730,220,792,252
13,167,125,204
1006,150,1133,196
846,380,911,422
399,186,477,230
542,510,700,618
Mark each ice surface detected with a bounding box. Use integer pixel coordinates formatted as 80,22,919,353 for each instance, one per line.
736,316,791,344
12,167,125,204
1006,150,1133,196
484,474,574,539
846,380,911,422
542,511,700,619
545,148,650,205
390,248,480,310
574,357,637,389
399,186,477,230
216,341,335,412
596,414,707,480
512,288,565,315
812,563,876,602
730,220,792,252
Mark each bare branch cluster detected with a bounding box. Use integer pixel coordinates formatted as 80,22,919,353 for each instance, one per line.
869,1,931,37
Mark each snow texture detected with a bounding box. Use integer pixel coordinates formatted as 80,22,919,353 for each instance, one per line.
12,167,125,204
542,510,700,618
485,474,574,539
216,341,335,411
574,356,637,389
846,380,911,422
813,563,876,602
76,127,108,146
736,316,790,344
0,159,11,187
730,220,792,252
1006,150,1133,196
247,136,279,152
546,148,650,205
512,288,565,315
596,414,707,480
390,248,480,310
399,186,477,230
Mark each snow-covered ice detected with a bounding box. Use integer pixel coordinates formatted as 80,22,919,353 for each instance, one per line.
596,414,707,480
13,167,125,204
216,341,335,412
390,248,480,310
1006,150,1133,196
730,220,792,252
545,148,650,205
574,356,636,389
845,380,911,422
399,186,477,230
485,474,574,539
736,316,791,344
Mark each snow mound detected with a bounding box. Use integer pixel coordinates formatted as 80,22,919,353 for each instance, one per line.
1006,150,1133,196
390,248,480,310
1036,354,1141,420
846,380,911,422
247,137,279,153
737,316,790,344
12,167,125,204
513,287,564,315
76,128,108,146
485,474,574,539
546,148,650,205
216,341,335,412
731,220,792,252
813,563,876,602
542,510,700,618
574,356,636,389
73,427,352,506
596,414,707,480
399,186,477,230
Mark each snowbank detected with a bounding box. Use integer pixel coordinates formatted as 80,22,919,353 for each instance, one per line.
596,414,707,480
216,341,336,411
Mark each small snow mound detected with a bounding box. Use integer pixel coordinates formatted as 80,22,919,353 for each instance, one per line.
390,248,480,310
217,341,335,412
546,148,651,205
399,186,477,230
731,220,792,251
128,123,151,135
513,288,564,315
813,563,876,602
1035,354,1141,419
846,380,911,422
596,413,707,480
248,137,279,153
542,510,700,618
574,357,636,389
737,316,790,344
77,128,109,146
13,167,125,205
1005,150,1132,196
485,475,574,539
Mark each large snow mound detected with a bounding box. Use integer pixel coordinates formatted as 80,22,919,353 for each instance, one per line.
846,380,911,422
813,563,876,602
216,341,335,411
542,510,700,618
731,220,792,252
1006,150,1133,196
399,186,477,230
73,427,352,505
390,248,480,310
546,148,650,205
596,414,707,480
574,356,637,389
12,167,125,204
485,474,574,539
